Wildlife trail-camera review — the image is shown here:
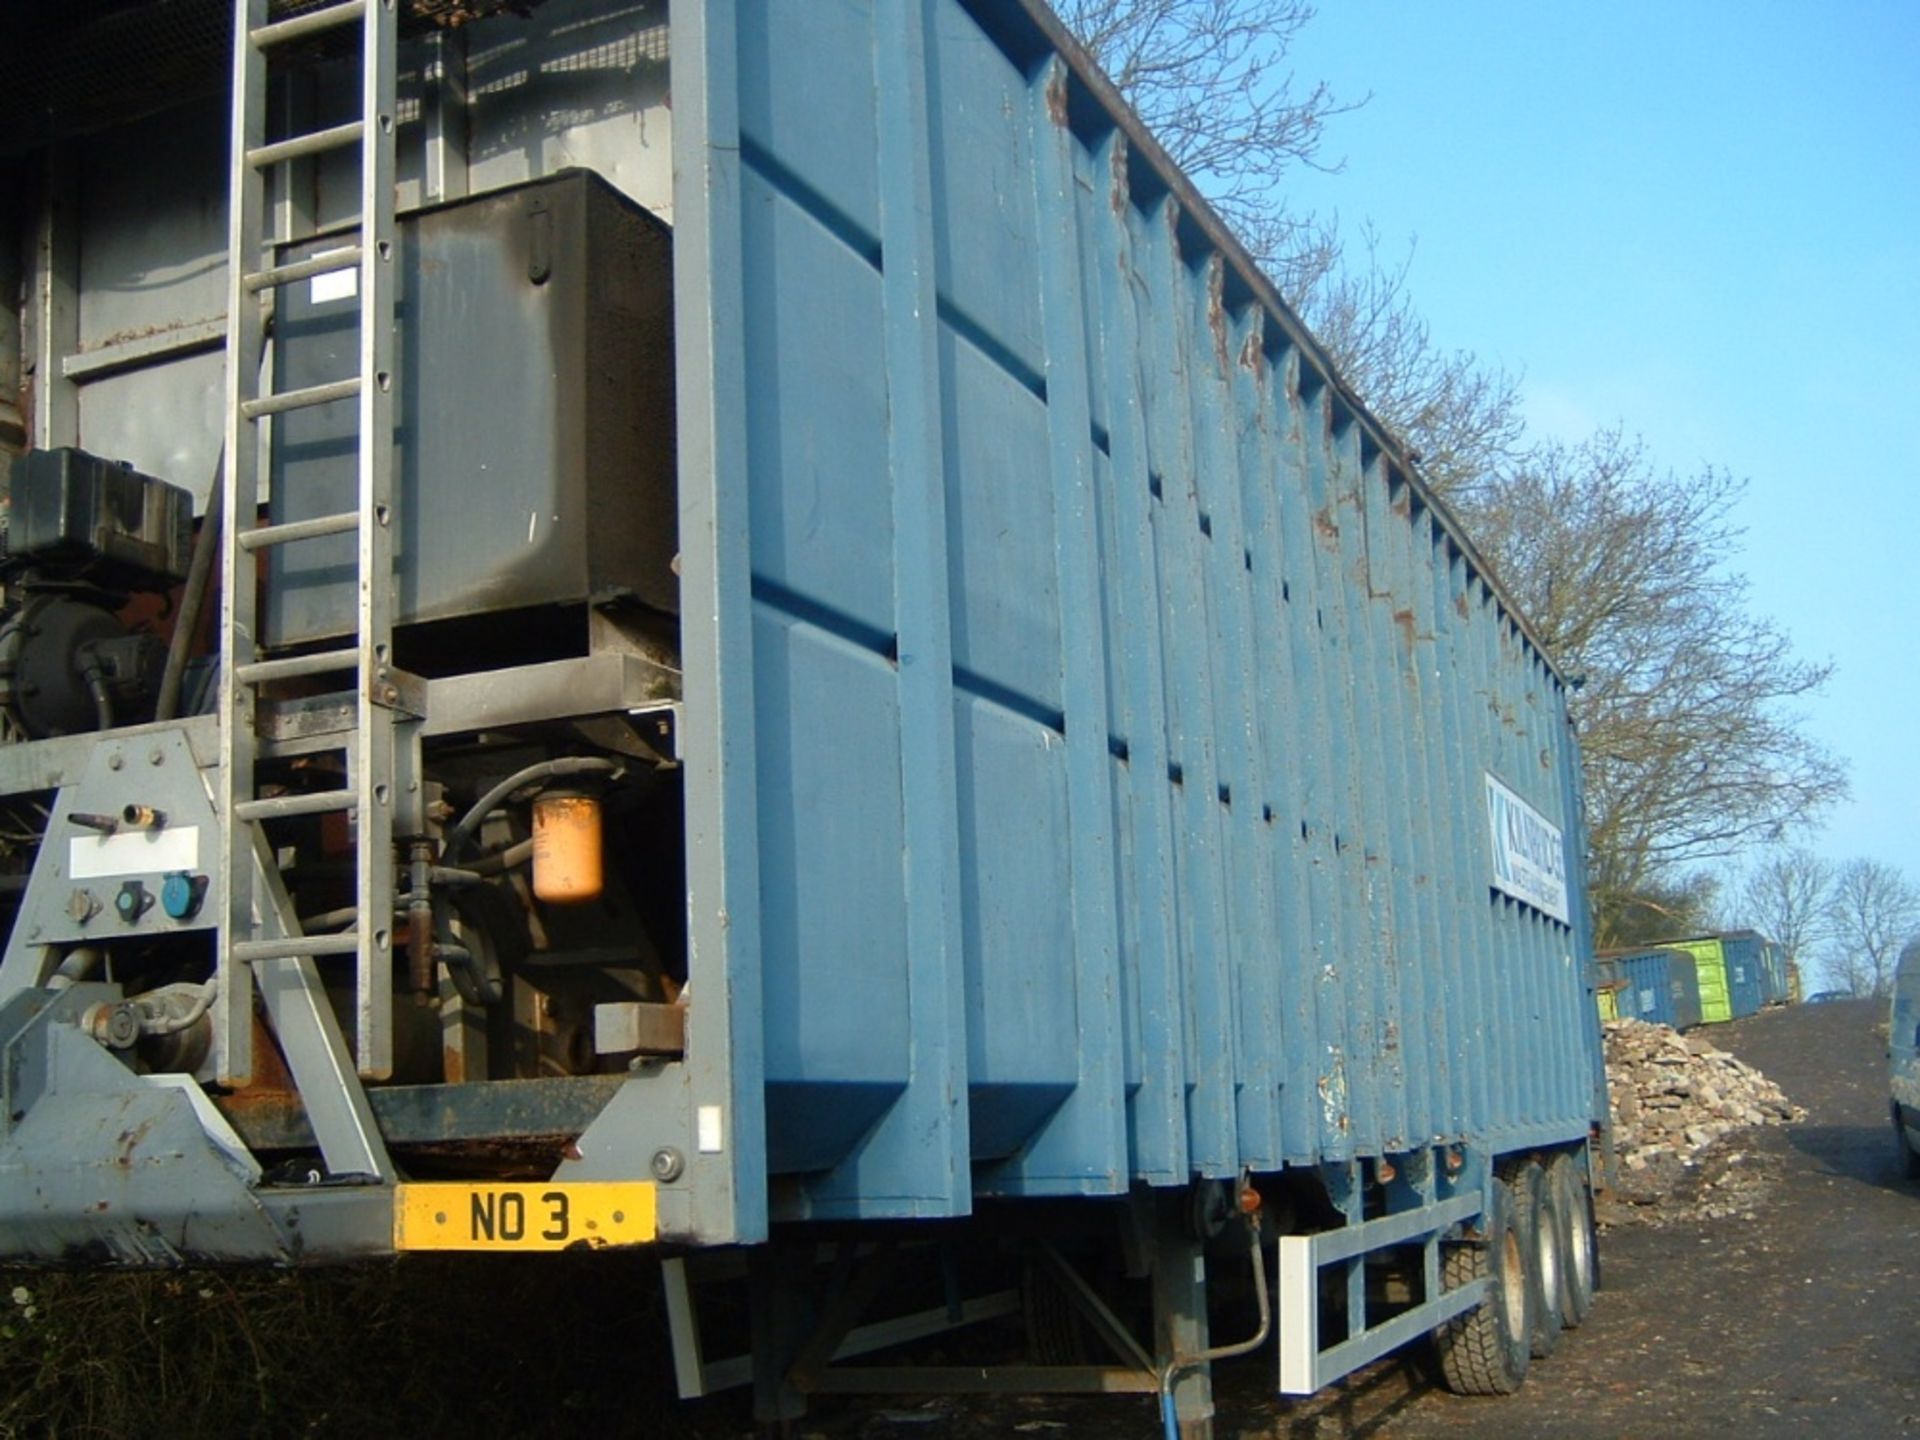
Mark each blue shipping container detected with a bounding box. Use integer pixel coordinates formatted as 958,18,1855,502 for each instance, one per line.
1760,938,1791,1005
1715,933,1771,1018
1598,947,1703,1030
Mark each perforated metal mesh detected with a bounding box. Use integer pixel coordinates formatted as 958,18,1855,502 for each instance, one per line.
0,1,545,155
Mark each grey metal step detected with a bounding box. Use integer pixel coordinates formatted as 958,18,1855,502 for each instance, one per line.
251,0,367,49
233,933,363,963
243,246,363,294
242,376,361,421
236,647,361,684
249,120,366,170
237,511,360,552
235,789,357,822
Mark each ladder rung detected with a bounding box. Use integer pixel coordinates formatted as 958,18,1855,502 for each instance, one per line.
242,376,361,420
238,511,360,552
251,0,368,49
236,789,358,823
244,246,364,294
249,120,366,171
237,647,362,685
233,933,363,963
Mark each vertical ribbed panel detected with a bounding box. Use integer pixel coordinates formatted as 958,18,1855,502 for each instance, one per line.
689,0,1603,1219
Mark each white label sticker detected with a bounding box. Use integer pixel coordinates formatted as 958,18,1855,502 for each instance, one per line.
69,826,200,880
696,1104,724,1154
1484,773,1570,924
1639,987,1656,1013
310,252,359,305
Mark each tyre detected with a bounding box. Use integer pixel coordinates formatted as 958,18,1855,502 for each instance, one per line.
1433,1171,1533,1395
1897,1106,1920,1182
1545,1151,1598,1327
1508,1160,1564,1359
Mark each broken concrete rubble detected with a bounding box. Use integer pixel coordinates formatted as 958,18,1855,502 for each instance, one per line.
1603,1017,1803,1213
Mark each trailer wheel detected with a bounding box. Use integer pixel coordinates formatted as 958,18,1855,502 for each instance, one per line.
1513,1160,1565,1358
1545,1152,1597,1326
1433,1174,1532,1395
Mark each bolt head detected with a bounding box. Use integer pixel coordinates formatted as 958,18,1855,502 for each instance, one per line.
650,1148,685,1183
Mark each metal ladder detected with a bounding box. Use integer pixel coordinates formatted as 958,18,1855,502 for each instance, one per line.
215,0,409,1109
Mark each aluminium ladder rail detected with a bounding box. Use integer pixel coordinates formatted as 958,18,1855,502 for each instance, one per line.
216,0,416,1125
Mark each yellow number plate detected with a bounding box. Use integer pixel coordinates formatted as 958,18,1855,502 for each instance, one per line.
393,1182,657,1252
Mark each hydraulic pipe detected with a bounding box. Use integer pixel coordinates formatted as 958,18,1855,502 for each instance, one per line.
157,445,225,721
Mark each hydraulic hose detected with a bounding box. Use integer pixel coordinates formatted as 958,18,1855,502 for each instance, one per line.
156,455,223,722
47,946,104,992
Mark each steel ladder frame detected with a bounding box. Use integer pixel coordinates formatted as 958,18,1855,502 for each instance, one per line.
216,0,416,1177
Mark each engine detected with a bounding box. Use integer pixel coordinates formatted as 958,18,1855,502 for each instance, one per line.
0,447,195,739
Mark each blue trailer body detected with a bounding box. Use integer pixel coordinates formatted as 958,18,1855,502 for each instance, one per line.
670,0,1602,1233
0,0,1614,1418
0,6,1609,1393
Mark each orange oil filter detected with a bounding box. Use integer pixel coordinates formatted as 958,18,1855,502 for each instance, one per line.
531,791,603,902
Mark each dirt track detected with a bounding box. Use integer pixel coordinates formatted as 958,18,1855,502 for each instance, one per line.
835,998,1920,1439
1223,996,1920,1439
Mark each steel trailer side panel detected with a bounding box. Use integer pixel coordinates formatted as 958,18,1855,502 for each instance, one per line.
678,0,1602,1221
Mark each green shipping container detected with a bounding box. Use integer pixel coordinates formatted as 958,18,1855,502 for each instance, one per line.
1669,937,1733,1024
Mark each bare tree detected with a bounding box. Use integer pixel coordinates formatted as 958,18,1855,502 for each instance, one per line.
1603,870,1722,950
1061,4,1845,941
1463,430,1847,944
1300,227,1524,498
1055,0,1360,294
1737,848,1832,995
1059,5,1520,489
1823,859,1920,998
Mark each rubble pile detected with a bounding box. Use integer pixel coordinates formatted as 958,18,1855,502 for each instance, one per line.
1604,1018,1803,1207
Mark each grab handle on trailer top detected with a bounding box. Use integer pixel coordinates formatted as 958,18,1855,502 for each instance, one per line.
1276,1190,1486,1394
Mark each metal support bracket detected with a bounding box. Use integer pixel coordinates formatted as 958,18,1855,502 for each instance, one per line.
1276,1189,1485,1394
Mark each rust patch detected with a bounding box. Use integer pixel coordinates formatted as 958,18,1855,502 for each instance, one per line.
1206,256,1231,372
1393,608,1417,653
81,316,222,354
1391,488,1412,520
1239,309,1266,377
1454,590,1470,620
1045,65,1070,126
1314,505,1339,548
116,1116,158,1166
1109,132,1131,216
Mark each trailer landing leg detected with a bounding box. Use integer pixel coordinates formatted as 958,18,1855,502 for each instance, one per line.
1152,1193,1214,1439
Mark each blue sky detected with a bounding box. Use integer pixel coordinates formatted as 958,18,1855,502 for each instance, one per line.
1274,1,1920,891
